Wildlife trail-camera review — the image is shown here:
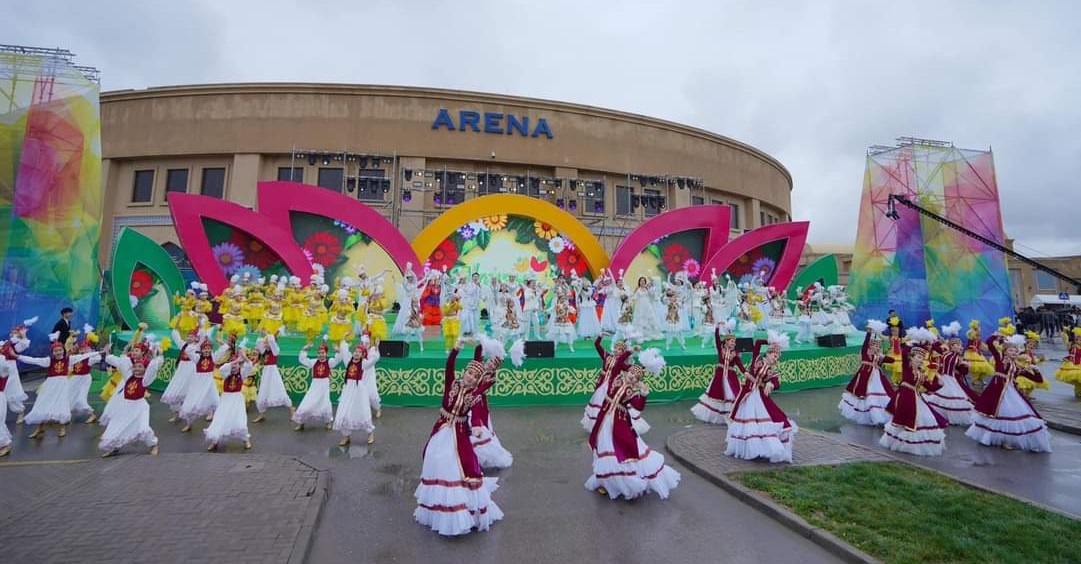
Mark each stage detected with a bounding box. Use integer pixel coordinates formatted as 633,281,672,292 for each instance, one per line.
104,326,864,407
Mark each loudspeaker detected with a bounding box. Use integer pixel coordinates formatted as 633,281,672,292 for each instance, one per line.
735,337,754,352
817,334,847,348
378,340,410,358
524,340,555,358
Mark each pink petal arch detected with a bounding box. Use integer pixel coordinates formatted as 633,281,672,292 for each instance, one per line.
256,181,423,278
700,221,810,291
607,205,732,276
168,192,314,295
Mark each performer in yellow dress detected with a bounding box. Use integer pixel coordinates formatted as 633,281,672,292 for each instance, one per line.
885,316,904,385
1015,331,1049,396
244,284,267,331
242,347,261,407
367,288,389,342
327,297,356,343
924,319,941,381
283,277,304,332
259,296,285,336
441,292,462,351
170,288,201,337
1054,327,1081,397
963,320,994,383
298,298,326,343
194,284,213,329
221,301,248,340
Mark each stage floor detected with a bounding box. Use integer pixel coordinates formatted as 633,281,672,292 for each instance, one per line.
110,327,865,407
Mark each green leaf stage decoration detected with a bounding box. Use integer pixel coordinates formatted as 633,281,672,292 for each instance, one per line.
110,228,187,330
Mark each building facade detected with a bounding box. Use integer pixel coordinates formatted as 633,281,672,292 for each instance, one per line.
99,83,792,269
1004,239,1081,308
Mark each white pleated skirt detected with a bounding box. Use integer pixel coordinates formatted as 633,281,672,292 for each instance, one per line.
965,385,1051,452
204,392,250,445
414,424,503,536
256,365,292,412
333,380,374,436
293,378,333,425
161,359,195,410
24,377,72,425
179,372,220,424
99,397,157,452
585,410,680,500
68,374,94,416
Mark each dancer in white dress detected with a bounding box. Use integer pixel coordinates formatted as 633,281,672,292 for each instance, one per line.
400,297,426,352
469,336,522,470
0,363,14,457
333,337,378,446
520,278,543,339
19,333,96,440
205,349,254,451
161,328,198,423
725,331,798,463
293,339,340,431
100,344,164,457
251,329,293,423
922,322,976,426
392,266,424,336
460,273,483,336
662,288,687,351
585,349,681,500
0,317,35,423
178,334,226,434
691,322,745,424
546,298,578,352
598,272,622,334
575,277,601,340
414,340,503,536
838,320,895,426
67,326,103,424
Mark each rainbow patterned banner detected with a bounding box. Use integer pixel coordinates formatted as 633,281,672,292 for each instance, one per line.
849,143,1013,331
0,53,102,349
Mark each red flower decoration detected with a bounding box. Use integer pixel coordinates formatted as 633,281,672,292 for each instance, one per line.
230,230,278,269
130,269,154,299
556,248,587,277
661,243,691,273
303,231,343,267
530,256,549,273
428,239,459,272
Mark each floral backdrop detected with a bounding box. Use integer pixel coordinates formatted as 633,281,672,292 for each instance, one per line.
721,239,787,285
624,228,707,285
426,214,590,285
287,211,400,299
128,268,171,327
203,218,289,282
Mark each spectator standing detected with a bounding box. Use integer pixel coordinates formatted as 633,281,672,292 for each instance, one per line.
52,308,74,344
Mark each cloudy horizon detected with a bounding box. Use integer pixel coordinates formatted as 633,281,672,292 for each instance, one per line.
8,0,1079,257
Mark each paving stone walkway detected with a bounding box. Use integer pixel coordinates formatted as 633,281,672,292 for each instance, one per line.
0,454,327,564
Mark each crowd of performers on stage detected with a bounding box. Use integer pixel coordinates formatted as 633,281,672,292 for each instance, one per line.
157,265,861,359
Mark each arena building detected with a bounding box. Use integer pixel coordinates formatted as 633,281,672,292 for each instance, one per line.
99,83,793,269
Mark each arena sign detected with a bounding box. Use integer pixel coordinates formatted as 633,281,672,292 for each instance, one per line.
431,108,554,139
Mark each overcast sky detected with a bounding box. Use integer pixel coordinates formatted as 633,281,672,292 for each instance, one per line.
8,0,1080,256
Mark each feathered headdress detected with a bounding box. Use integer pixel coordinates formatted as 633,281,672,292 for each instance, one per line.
866,319,888,334
1004,334,1026,349
509,339,525,368
318,334,329,353
766,329,790,353
478,334,506,360
12,316,38,333
638,348,666,375
941,321,962,339
81,323,99,346
1024,331,1040,343
721,318,737,336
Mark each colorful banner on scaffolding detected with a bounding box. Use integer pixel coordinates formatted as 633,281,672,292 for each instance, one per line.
848,140,1013,332
0,49,103,351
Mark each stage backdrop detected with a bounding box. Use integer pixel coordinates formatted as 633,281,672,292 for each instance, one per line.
849,143,1013,331
0,52,102,350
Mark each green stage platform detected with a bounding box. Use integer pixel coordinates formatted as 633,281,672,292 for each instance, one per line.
101,328,862,407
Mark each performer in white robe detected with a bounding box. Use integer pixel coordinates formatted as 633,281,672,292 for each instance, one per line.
334,338,378,446
100,345,164,457
293,339,341,431
205,351,254,451
251,330,293,423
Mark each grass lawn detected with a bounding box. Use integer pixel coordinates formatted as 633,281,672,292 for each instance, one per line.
732,462,1081,564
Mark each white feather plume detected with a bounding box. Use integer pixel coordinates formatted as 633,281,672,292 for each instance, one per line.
638,348,666,375
866,319,888,334
83,324,94,333
723,318,737,334
766,329,790,351
1005,334,1026,348
48,331,60,342
23,316,39,327
942,321,962,338
905,326,936,343
478,334,506,359
509,339,525,367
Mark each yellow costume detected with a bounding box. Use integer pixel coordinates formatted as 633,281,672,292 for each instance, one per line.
242,351,260,404
297,300,325,342
442,299,462,349
963,323,994,382
222,305,247,339
244,289,266,328
1054,329,1081,396
283,287,303,331
327,305,355,343
367,294,388,342
100,366,123,402
1015,331,1049,396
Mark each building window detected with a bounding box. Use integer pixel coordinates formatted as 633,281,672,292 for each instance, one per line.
585,183,605,215
165,169,188,194
200,167,226,198
616,186,633,216
131,170,154,203
1035,270,1058,292
277,167,304,182
692,196,705,206
643,188,661,217
355,169,387,202
318,167,344,193
730,203,741,229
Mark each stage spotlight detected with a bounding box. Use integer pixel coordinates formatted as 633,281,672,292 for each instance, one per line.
556,198,565,209
382,179,391,193
404,168,413,181
359,156,369,169
658,196,666,209
402,190,413,203
307,153,318,166
631,195,641,209
334,153,344,162
650,177,657,186
434,194,443,205
569,199,578,211
637,176,647,188
321,153,331,166
346,178,356,192
593,201,604,214
676,178,685,189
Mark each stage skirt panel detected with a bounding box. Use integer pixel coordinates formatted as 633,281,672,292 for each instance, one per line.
964,384,1052,452
584,409,680,500
256,365,293,412
204,391,250,445
293,378,334,425
161,359,195,410
879,398,947,456
179,373,220,424
725,391,797,463
414,424,503,536
67,374,94,416
99,397,157,452
922,374,974,425
333,380,374,436
24,378,72,425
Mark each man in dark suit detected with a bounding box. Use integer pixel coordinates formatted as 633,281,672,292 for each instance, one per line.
52,307,74,343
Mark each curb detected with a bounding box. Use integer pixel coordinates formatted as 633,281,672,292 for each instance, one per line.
289,457,330,564
1043,419,1081,435
665,430,879,564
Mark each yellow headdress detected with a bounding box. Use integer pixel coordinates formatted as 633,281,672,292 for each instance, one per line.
1024,331,1040,343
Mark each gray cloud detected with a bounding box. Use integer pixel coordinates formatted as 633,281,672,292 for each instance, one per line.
6,0,1078,255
